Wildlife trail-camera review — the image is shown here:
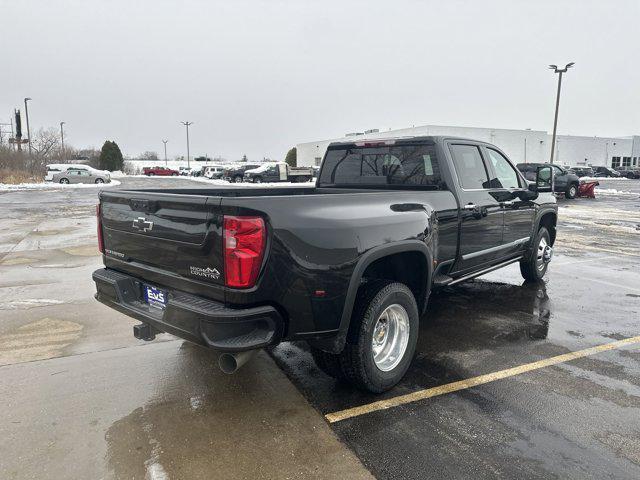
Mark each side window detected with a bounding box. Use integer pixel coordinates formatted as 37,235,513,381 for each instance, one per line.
486,149,520,189
450,145,490,190
552,165,564,176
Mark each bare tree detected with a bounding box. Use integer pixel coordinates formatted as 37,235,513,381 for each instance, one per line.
139,151,159,160
31,128,60,159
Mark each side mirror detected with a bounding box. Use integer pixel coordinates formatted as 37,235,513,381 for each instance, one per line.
532,165,553,193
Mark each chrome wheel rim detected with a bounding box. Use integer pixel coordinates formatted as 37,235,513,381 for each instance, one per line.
536,237,552,271
372,304,410,372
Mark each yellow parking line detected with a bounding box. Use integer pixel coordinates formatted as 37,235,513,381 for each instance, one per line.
325,335,640,423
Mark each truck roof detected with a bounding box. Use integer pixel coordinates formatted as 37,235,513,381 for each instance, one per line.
327,135,488,149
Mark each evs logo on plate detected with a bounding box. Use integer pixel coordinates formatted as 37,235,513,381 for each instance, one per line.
144,285,167,309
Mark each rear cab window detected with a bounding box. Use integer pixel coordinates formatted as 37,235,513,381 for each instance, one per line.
318,142,445,189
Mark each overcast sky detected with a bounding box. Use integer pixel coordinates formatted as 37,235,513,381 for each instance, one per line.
3,0,639,160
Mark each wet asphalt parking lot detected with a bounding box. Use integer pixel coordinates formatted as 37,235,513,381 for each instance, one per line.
1,177,639,479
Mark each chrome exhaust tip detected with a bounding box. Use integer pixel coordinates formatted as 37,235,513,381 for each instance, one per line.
218,350,258,374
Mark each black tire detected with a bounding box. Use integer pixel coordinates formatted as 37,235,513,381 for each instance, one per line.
310,347,345,380
565,183,578,199
337,281,419,393
59,178,69,184
520,227,551,281
95,178,104,184
253,176,262,183
233,176,243,183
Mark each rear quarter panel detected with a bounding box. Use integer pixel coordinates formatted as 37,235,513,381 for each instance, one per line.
222,189,458,339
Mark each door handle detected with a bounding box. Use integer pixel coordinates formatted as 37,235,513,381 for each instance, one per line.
500,200,515,207
463,203,478,210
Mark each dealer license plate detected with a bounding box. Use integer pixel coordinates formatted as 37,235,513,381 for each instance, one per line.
144,284,168,309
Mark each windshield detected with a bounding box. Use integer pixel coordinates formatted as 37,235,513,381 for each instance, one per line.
318,144,444,189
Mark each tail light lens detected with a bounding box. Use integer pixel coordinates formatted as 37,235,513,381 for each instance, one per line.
223,216,266,288
96,204,105,253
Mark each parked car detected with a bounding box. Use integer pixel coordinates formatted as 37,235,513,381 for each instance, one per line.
93,136,557,393
53,167,111,184
244,162,314,183
592,166,621,178
568,166,594,178
223,164,261,183
203,165,226,179
517,163,580,199
614,167,640,179
179,167,192,176
45,164,110,182
143,166,179,176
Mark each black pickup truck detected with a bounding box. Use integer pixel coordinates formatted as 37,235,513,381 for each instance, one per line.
93,136,556,392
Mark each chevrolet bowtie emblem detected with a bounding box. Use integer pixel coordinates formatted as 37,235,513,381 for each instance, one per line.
132,217,154,232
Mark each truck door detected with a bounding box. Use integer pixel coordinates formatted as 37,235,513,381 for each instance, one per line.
448,143,504,272
551,165,568,191
483,147,536,253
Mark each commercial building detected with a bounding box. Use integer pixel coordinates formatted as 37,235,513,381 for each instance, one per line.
297,124,640,169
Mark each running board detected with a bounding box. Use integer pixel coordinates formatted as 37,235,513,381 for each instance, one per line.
432,274,453,287
446,256,523,286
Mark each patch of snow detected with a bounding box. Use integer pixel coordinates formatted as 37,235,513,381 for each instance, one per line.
0,180,121,191
594,188,637,196
580,176,629,182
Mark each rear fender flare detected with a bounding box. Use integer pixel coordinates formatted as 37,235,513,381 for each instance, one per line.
324,240,433,353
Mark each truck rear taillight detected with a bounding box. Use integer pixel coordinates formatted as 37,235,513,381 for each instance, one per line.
223,216,266,288
96,204,105,253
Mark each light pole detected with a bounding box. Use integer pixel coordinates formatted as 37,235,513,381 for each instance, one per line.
60,122,65,157
548,62,574,164
181,121,193,169
162,139,168,166
24,97,32,155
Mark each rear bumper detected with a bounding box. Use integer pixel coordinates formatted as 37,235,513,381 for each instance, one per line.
92,268,282,352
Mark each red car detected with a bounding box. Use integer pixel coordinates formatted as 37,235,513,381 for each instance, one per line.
143,166,179,176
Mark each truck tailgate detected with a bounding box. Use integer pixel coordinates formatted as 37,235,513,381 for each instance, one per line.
100,191,225,288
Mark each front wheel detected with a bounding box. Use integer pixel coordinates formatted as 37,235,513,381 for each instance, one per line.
95,178,104,184
253,176,262,183
59,178,70,184
565,183,578,199
316,281,419,393
234,176,243,183
520,227,552,281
